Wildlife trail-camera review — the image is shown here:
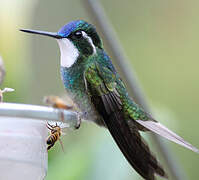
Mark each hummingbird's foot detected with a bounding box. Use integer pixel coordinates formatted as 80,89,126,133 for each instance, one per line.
75,112,82,129
75,121,81,129
75,111,87,129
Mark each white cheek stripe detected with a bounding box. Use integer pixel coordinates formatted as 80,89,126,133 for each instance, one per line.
82,31,96,54
57,38,79,68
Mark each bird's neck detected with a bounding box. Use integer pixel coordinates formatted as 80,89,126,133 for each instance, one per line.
60,64,85,92
60,49,113,91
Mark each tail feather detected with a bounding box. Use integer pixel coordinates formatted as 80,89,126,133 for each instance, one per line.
105,111,167,179
92,93,168,179
137,120,199,153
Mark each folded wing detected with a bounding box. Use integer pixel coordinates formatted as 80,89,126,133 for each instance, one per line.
85,62,168,179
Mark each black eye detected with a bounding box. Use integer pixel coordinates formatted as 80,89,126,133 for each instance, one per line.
74,31,82,39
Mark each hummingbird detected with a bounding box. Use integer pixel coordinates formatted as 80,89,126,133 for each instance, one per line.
20,20,199,180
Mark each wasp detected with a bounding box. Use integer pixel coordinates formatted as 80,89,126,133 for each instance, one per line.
44,95,81,129
46,122,64,151
43,96,73,110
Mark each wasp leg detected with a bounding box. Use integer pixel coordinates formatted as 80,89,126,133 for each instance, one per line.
57,109,65,123
59,139,65,153
46,122,54,130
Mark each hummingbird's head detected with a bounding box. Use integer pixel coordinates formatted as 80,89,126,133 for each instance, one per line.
20,20,103,68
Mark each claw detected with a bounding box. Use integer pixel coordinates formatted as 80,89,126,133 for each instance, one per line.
75,112,82,129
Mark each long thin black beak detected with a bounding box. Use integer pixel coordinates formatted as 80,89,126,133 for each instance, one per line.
20,29,62,39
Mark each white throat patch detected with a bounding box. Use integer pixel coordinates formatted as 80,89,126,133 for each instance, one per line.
57,38,79,68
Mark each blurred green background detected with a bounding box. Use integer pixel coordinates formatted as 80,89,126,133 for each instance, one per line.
0,0,199,179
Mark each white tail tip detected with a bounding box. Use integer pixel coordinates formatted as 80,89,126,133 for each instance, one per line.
137,120,199,153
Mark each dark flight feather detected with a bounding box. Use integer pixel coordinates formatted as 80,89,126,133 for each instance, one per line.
91,93,167,180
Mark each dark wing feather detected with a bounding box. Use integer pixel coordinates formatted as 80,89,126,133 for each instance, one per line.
85,63,167,179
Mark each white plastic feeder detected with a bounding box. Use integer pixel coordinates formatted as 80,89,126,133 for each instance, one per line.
0,103,79,180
